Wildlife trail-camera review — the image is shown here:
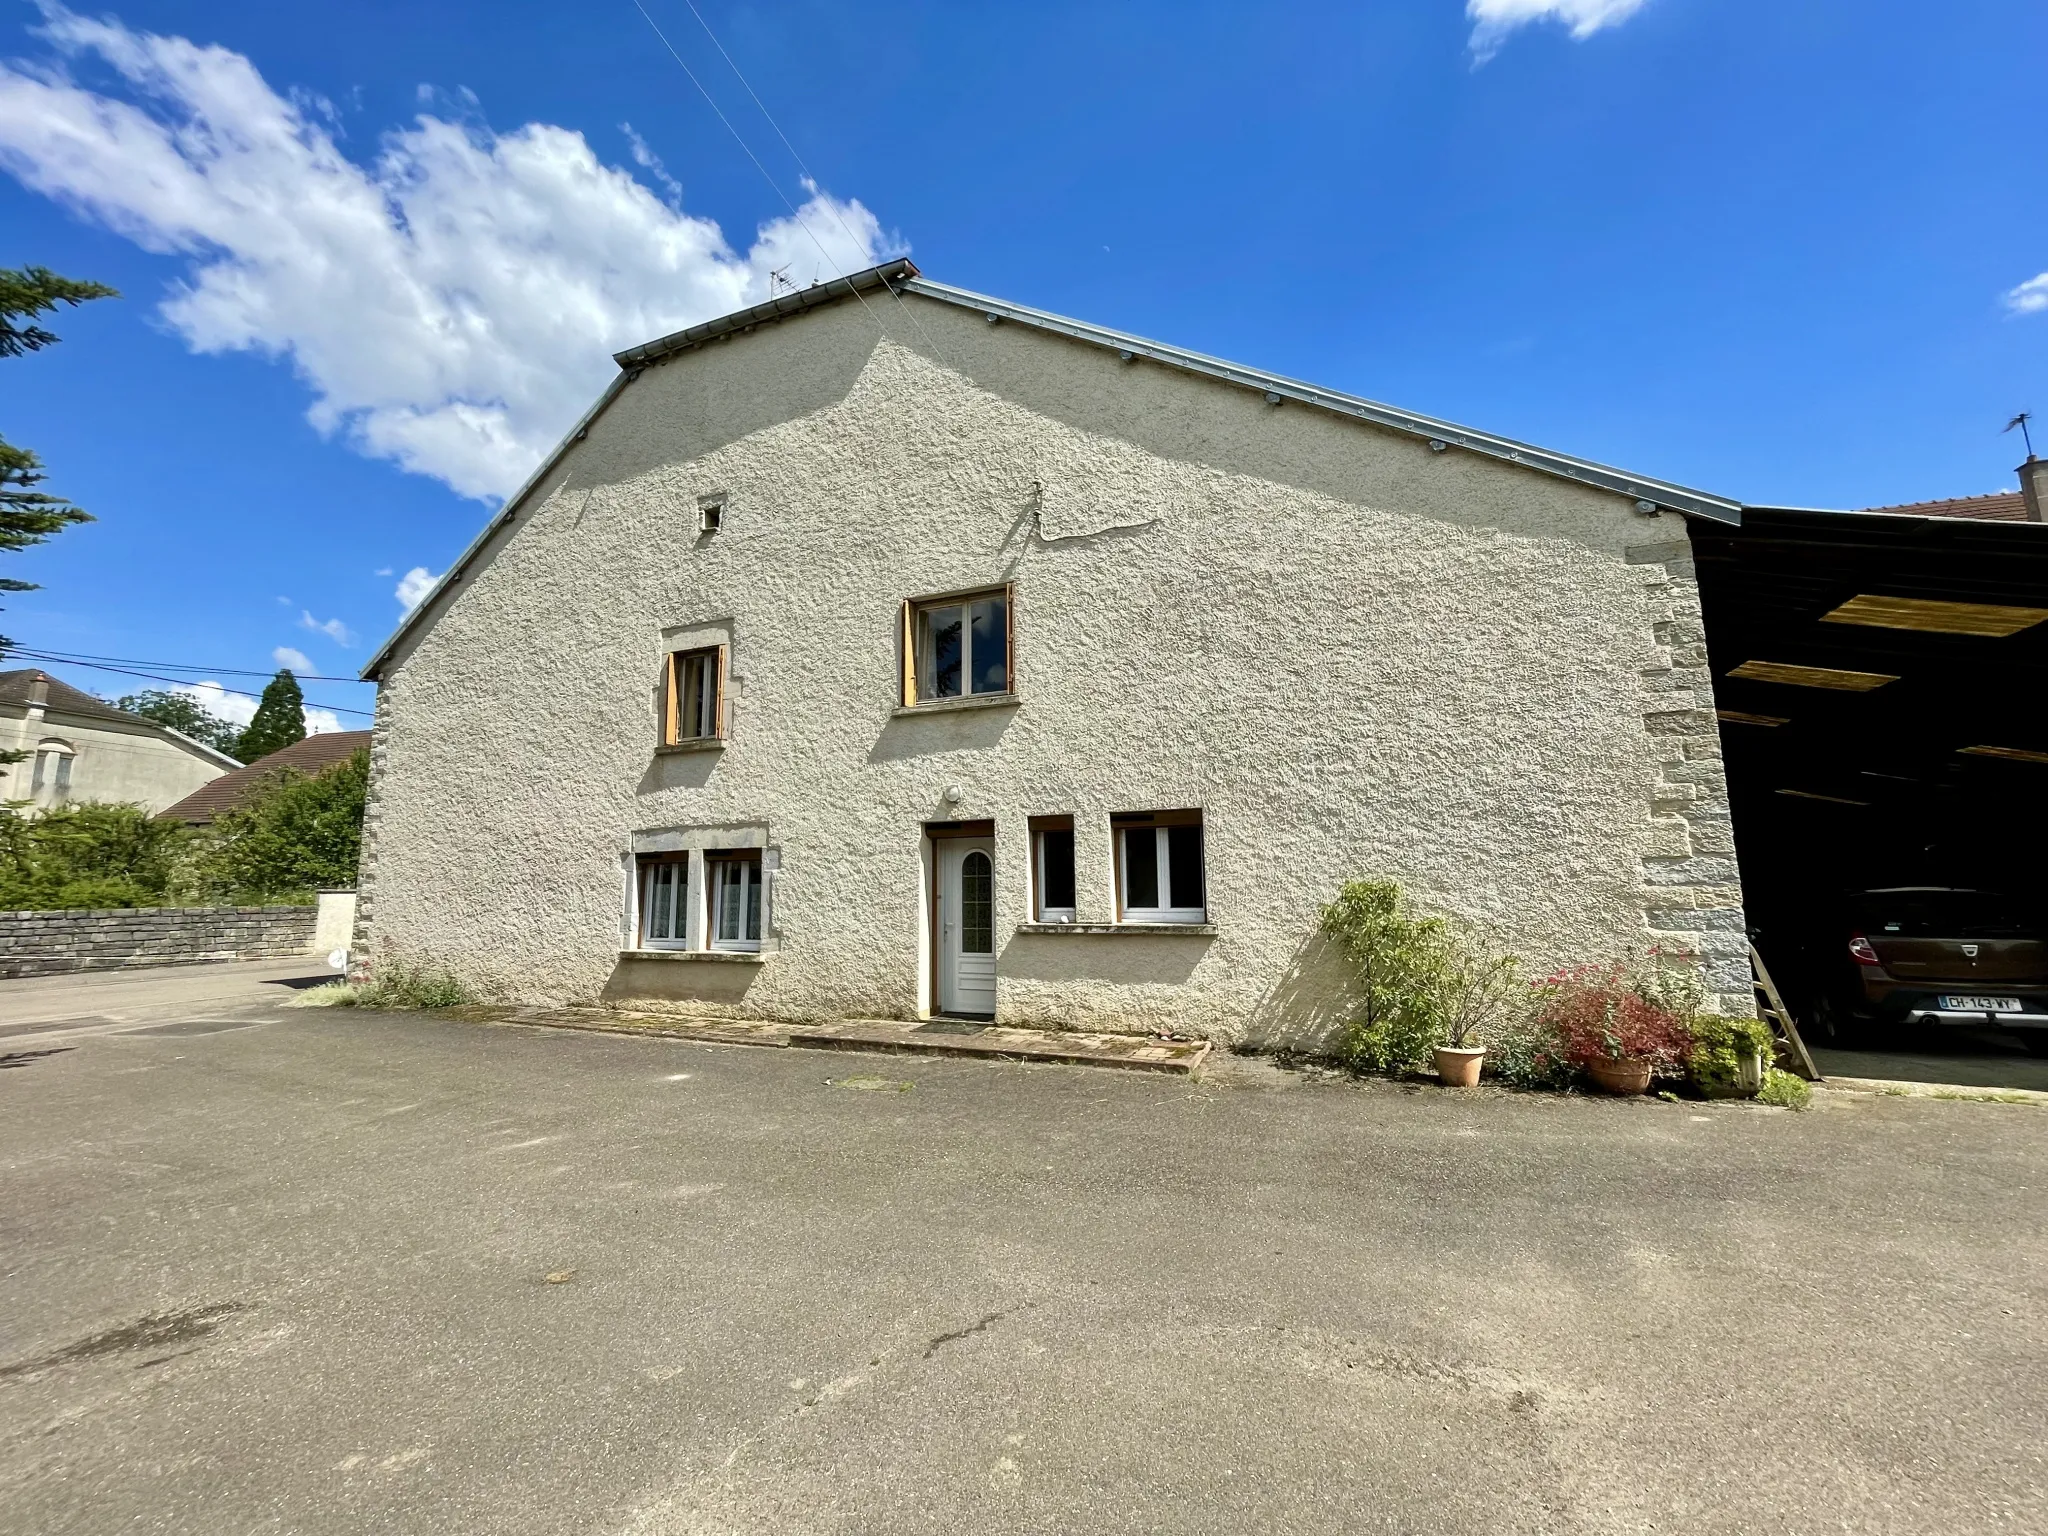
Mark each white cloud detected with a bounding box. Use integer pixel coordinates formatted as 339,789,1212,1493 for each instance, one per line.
373,566,392,576
395,566,439,612
2006,273,2048,316
271,645,313,672
1467,0,1651,61
175,679,344,738
299,610,354,646
175,680,256,730
0,8,900,501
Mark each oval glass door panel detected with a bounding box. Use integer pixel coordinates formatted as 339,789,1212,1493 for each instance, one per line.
961,850,994,953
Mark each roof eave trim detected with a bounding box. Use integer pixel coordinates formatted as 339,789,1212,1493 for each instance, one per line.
161,726,243,769
613,258,921,369
363,259,925,682
899,277,1743,526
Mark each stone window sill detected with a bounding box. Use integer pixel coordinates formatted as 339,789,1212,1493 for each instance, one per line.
654,737,726,756
618,948,766,964
891,693,1020,719
1013,922,1217,937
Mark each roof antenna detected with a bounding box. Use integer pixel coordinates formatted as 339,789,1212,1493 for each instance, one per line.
767,264,796,298
2005,410,2035,459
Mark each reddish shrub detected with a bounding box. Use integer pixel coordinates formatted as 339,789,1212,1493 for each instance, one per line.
1534,961,1693,1072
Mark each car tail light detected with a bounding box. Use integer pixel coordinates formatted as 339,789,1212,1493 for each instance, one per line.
1848,934,1881,967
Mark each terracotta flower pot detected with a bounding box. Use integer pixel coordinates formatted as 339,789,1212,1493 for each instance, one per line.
1434,1046,1485,1088
1586,1056,1654,1095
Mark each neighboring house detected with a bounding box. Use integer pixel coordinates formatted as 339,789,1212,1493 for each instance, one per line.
0,669,239,813
158,730,372,825
1859,457,2048,523
353,259,1752,1045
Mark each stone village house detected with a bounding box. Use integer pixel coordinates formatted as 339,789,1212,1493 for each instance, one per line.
353,260,1748,1046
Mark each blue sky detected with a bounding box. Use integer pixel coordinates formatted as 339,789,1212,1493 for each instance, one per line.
0,0,2043,737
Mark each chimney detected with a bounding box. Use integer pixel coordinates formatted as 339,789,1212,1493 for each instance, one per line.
25,671,48,719
2021,457,2048,523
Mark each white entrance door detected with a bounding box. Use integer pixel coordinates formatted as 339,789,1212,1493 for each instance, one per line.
936,838,997,1017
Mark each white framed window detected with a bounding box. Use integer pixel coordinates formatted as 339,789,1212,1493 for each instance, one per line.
902,586,1011,704
638,856,689,949
30,741,74,801
1031,816,1076,922
663,647,724,744
708,851,763,952
1114,812,1206,924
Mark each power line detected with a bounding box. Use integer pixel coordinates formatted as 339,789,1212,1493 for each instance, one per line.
2,649,374,718
628,0,892,340
672,0,954,369
3,645,370,685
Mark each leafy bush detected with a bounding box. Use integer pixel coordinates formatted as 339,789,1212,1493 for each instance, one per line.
1534,960,1694,1076
291,952,472,1011
185,748,366,903
1319,879,1520,1072
1758,1068,1813,1110
1320,880,1449,1072
1486,1011,1577,1090
0,801,185,909
1688,1014,1777,1097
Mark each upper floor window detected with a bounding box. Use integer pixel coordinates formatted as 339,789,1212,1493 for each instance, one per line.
904,587,1010,705
664,647,724,745
1114,810,1206,924
31,741,74,801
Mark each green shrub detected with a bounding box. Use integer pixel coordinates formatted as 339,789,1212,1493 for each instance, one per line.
292,952,472,1011
0,802,185,909
1486,1011,1576,1090
185,748,366,903
1758,1068,1813,1110
1320,880,1449,1073
1688,1014,1776,1097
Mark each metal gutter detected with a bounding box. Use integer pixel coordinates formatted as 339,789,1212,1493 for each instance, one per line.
612,259,921,368
897,276,1744,526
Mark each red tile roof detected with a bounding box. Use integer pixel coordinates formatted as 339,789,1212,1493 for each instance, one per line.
157,730,371,824
1860,491,2034,523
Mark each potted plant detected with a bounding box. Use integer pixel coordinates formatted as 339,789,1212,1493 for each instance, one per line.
1536,960,1694,1095
1432,944,1520,1088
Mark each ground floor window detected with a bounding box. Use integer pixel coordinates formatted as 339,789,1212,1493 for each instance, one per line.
1115,811,1206,923
639,856,688,948
1031,816,1076,922
709,852,763,951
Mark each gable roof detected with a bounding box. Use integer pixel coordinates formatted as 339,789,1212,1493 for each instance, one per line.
0,667,151,727
364,259,1745,680
0,668,242,767
157,729,371,825
1858,491,2035,523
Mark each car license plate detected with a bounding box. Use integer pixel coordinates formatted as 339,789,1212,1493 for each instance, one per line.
1941,995,2023,1013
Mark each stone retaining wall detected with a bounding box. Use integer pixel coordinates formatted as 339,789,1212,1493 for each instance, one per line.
0,905,320,979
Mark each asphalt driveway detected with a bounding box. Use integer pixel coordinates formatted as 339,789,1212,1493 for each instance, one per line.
1,1006,2043,1534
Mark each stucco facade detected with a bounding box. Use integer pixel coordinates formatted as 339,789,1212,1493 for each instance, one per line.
355,277,1748,1046
0,671,236,814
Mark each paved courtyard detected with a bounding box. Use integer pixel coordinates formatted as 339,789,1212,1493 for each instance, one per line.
1,995,2044,1534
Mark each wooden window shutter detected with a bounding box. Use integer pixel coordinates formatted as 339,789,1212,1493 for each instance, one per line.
662,652,680,746
716,645,730,739
899,599,916,708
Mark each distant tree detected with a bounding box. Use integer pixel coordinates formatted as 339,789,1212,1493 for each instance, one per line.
190,748,367,902
235,669,308,762
1,266,118,657
0,265,117,767
113,689,244,757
